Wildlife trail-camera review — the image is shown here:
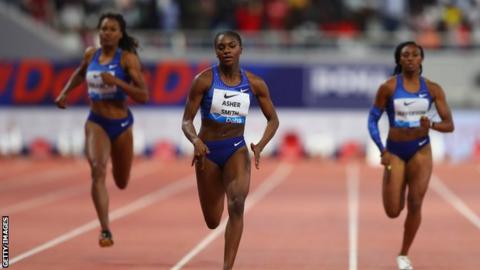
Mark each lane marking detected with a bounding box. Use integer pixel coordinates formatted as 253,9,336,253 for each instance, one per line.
171,164,293,270
0,158,154,192
7,174,195,266
431,175,480,229
0,159,161,214
0,185,86,214
0,162,86,192
347,163,359,270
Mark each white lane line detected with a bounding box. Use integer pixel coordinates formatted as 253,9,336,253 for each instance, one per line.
7,174,195,266
0,159,161,214
170,164,293,270
0,157,155,192
1,185,86,214
346,163,359,270
0,163,86,192
431,175,480,229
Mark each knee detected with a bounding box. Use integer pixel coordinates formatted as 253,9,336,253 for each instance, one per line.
115,181,128,190
206,219,221,230
112,170,129,190
385,210,402,219
228,196,246,217
385,205,403,219
407,196,423,213
90,161,107,182
114,177,129,190
204,211,222,229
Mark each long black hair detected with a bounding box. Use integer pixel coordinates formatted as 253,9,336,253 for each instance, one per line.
392,41,424,75
97,12,139,54
214,30,243,48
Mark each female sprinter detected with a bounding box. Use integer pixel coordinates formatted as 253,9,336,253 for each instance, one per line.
368,41,454,269
55,12,148,247
181,30,279,269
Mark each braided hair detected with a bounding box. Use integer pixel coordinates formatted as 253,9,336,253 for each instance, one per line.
97,12,139,54
392,41,424,75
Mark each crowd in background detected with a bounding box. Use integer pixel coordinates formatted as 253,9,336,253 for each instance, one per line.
3,0,480,48
0,0,479,160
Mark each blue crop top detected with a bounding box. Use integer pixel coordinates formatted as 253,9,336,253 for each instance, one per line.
200,66,253,124
386,75,433,128
86,48,130,101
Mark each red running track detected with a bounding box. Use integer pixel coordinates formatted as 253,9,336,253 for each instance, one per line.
0,157,479,269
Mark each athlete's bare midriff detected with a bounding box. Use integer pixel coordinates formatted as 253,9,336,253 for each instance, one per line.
198,118,245,141
90,100,129,119
388,126,429,141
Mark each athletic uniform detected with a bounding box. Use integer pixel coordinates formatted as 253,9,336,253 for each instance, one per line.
86,48,133,140
368,75,433,161
200,65,253,167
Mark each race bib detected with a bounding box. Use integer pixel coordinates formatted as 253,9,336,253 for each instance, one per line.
210,89,250,118
86,71,117,96
394,98,429,127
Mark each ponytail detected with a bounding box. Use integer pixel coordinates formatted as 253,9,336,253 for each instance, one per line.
97,12,139,54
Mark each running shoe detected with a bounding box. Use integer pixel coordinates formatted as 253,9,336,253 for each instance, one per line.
397,255,413,270
99,229,114,247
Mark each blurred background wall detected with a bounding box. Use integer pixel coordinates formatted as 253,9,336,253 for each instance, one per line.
0,0,479,162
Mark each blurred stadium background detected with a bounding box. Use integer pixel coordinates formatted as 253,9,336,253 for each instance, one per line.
0,0,479,163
